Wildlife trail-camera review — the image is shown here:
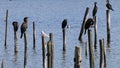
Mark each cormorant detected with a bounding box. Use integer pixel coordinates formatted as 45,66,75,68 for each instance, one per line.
20,17,28,38
106,2,114,11
62,19,67,31
84,18,94,34
92,2,98,17
12,21,19,32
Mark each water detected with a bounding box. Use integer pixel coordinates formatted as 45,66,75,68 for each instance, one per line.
0,0,120,68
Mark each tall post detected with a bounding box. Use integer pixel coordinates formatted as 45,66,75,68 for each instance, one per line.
4,10,8,49
33,22,36,49
74,46,82,68
24,32,28,68
94,16,98,49
85,42,88,59
42,35,46,68
106,10,111,46
78,7,89,42
63,28,66,51
88,30,94,68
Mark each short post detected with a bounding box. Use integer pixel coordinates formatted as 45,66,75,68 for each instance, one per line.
1,59,4,68
78,7,89,42
74,46,82,68
99,39,105,68
42,35,46,68
33,22,36,49
88,30,94,68
85,42,88,59
12,21,19,54
24,32,28,68
106,10,111,46
63,28,66,51
4,10,8,49
94,16,98,49
102,39,106,68
47,33,54,68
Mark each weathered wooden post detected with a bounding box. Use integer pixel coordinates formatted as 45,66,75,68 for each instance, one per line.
88,30,94,68
24,32,28,68
47,33,54,68
74,46,82,68
85,42,88,59
1,59,4,68
4,10,8,49
42,35,46,68
102,38,106,68
33,22,36,49
12,21,19,54
94,16,98,49
78,7,89,42
61,19,67,51
106,10,111,46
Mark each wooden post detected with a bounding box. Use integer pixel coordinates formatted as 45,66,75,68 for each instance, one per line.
63,28,66,51
12,21,19,54
106,10,111,46
99,39,104,68
42,35,46,68
94,16,98,49
102,39,106,68
24,32,28,68
4,10,8,49
85,42,88,59
78,7,89,42
33,22,36,49
47,33,54,68
1,59,4,68
88,30,94,68
74,46,82,68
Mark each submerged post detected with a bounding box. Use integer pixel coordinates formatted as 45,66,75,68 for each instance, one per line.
88,30,94,68
106,10,111,46
33,22,36,49
24,32,28,68
78,7,89,42
4,10,8,49
74,46,82,68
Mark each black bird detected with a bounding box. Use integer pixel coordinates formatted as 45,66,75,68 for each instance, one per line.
92,2,98,17
106,2,114,11
62,19,67,31
20,17,28,38
12,21,19,32
84,18,94,35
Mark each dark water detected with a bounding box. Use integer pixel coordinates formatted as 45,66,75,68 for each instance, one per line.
0,0,120,68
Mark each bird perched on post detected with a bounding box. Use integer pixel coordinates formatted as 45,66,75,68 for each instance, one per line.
92,2,98,17
12,21,19,32
84,18,94,35
106,2,114,11
62,19,67,31
20,17,28,38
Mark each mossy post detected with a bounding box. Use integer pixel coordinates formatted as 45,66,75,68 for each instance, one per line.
106,10,111,46
93,16,98,49
4,10,8,49
88,30,94,68
42,35,46,68
47,33,54,68
24,32,28,68
74,46,82,68
33,22,36,49
78,7,89,42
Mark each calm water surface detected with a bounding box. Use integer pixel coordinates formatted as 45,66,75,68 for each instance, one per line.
0,0,120,68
